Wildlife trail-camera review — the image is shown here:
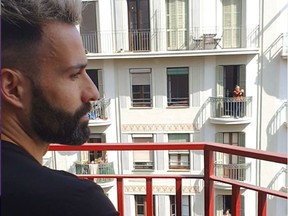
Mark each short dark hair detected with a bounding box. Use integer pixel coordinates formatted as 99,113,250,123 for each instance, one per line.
1,0,83,76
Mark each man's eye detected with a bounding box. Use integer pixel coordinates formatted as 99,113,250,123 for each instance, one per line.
71,72,81,79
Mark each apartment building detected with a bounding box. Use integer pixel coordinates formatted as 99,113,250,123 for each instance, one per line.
44,0,287,215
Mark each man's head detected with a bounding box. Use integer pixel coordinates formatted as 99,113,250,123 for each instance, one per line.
1,0,99,146
2,0,83,77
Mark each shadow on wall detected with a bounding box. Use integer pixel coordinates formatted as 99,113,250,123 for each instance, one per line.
192,174,205,215
267,194,288,216
267,166,287,191
255,33,287,98
193,98,211,131
266,102,287,153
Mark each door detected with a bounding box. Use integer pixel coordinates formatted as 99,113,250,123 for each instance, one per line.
128,0,150,51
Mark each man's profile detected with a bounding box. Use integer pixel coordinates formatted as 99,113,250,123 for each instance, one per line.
1,0,119,215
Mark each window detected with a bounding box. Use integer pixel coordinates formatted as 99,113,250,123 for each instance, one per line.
216,65,245,97
223,0,242,48
86,69,107,120
86,69,103,97
80,1,98,53
170,195,191,216
168,134,190,169
135,195,155,216
130,69,152,107
133,136,154,169
135,195,146,216
216,195,245,216
87,134,106,164
166,0,188,50
167,68,189,106
215,132,245,164
127,0,150,51
215,132,247,181
215,65,247,118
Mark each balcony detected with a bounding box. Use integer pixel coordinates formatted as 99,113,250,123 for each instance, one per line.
88,98,111,126
215,163,251,182
49,142,287,216
81,25,259,56
75,162,115,189
209,96,252,124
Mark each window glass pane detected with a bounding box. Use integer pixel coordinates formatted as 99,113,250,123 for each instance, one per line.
135,195,146,216
170,155,178,166
167,67,189,75
137,206,144,214
232,132,238,144
168,134,189,142
223,133,229,143
181,155,189,166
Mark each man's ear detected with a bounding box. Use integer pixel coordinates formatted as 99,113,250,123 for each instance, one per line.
1,68,28,109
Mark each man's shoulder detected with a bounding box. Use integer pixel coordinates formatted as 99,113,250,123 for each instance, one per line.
2,142,119,216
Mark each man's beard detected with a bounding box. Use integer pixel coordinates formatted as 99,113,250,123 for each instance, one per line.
29,82,92,145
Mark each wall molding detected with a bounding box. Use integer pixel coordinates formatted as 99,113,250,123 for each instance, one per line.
121,123,199,133
124,185,200,195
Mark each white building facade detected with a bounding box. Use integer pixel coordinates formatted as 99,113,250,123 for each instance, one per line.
45,0,287,215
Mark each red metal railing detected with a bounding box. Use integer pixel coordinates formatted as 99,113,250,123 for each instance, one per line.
49,142,288,216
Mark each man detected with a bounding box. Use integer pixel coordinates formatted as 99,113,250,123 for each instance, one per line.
1,0,119,215
233,85,245,118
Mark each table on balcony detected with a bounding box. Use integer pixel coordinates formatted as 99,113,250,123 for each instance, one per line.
193,38,203,49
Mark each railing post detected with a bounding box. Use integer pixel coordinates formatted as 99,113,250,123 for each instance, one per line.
232,185,241,216
258,192,267,216
204,150,214,216
146,177,153,216
176,178,182,216
117,178,124,216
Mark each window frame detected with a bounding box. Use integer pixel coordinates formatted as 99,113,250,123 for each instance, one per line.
132,136,154,170
130,68,153,108
170,195,191,216
167,67,189,107
168,134,190,170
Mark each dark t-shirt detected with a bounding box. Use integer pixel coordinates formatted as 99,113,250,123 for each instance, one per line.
1,141,119,216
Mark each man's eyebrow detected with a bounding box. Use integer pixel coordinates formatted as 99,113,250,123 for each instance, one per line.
66,63,88,71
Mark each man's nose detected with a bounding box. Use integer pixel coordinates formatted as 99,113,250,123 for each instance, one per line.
81,74,100,103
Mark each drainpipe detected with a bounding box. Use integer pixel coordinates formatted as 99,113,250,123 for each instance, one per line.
256,0,265,190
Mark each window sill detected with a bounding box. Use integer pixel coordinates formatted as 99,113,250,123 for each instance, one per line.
130,107,153,110
132,169,155,172
166,106,189,109
167,169,191,172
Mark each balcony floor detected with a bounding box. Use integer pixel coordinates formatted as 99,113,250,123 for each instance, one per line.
209,116,252,125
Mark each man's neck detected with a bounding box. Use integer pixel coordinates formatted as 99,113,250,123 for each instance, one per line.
1,132,49,164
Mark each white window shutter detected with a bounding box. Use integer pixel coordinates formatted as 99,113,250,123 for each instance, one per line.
216,195,224,216
97,69,104,97
238,132,245,164
223,0,241,48
216,66,224,97
167,0,187,50
239,65,246,92
133,151,153,162
215,133,224,163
